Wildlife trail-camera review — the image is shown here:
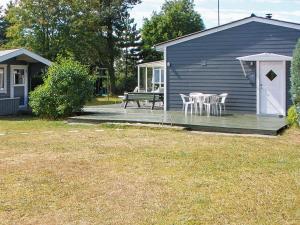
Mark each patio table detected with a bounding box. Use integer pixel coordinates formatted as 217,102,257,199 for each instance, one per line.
124,92,164,110
189,93,218,116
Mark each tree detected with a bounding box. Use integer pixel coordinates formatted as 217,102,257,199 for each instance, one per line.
115,14,141,93
0,5,10,46
97,0,141,94
141,0,205,61
5,0,80,59
4,0,142,94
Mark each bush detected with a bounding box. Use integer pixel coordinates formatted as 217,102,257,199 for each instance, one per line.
288,39,300,126
29,58,95,119
287,105,299,127
291,39,300,124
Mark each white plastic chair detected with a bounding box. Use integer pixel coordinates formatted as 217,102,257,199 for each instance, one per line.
218,93,228,115
203,95,220,117
180,94,194,116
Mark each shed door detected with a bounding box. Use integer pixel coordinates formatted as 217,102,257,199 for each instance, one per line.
10,65,28,107
259,61,285,116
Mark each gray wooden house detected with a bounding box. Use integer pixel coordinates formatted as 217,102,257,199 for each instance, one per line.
0,48,51,115
153,15,300,116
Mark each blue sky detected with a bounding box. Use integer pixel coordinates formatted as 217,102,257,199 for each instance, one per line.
1,0,300,29
131,0,300,28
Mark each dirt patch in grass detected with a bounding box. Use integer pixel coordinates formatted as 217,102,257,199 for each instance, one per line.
0,119,299,224
86,96,122,106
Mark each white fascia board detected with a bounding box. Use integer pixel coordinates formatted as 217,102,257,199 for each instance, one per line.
0,48,52,66
155,17,300,51
237,53,293,61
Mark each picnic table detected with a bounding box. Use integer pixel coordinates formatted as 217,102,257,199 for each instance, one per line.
123,92,164,110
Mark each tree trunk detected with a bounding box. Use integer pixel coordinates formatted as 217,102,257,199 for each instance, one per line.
107,20,116,95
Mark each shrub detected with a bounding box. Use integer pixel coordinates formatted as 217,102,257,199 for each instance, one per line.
287,105,299,127
29,58,95,119
291,39,300,125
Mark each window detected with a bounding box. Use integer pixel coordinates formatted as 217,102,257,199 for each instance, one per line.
266,70,277,81
152,68,165,90
14,69,25,85
154,69,160,83
0,68,4,91
0,66,6,93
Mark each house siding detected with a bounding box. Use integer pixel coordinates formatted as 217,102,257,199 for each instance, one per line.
166,21,300,112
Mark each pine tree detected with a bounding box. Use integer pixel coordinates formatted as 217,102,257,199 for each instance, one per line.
115,13,141,93
0,5,9,46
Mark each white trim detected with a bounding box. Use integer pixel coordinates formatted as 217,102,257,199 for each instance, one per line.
256,61,260,115
0,64,7,94
137,65,140,92
164,47,167,111
237,53,292,61
282,61,287,116
145,66,148,92
138,60,164,68
155,16,300,51
0,48,51,66
10,65,28,107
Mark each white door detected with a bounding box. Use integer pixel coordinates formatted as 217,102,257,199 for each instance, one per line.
259,61,286,116
10,65,28,107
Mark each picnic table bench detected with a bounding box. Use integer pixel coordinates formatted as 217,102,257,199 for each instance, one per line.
123,92,164,110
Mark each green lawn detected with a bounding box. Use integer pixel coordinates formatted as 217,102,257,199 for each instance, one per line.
86,96,122,106
0,118,299,224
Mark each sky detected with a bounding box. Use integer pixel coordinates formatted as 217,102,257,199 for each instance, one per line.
1,0,300,29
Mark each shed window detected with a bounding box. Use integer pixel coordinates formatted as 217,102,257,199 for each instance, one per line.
0,68,4,90
13,69,25,85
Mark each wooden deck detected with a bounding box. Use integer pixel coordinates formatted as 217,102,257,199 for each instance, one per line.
68,105,288,135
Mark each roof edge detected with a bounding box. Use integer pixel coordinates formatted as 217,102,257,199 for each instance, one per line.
155,16,300,51
0,48,52,66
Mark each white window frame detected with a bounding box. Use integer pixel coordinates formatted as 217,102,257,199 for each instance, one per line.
152,67,164,88
10,65,28,107
0,64,7,94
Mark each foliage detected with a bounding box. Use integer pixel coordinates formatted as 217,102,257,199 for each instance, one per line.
141,0,205,61
29,58,95,119
115,73,137,94
5,0,141,94
0,7,7,46
288,39,300,126
291,39,300,105
287,105,299,127
96,0,141,94
115,15,141,94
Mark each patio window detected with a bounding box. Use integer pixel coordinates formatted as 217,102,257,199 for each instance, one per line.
153,68,164,89
137,60,165,93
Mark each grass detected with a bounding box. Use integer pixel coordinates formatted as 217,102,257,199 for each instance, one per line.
0,118,299,224
86,96,122,106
